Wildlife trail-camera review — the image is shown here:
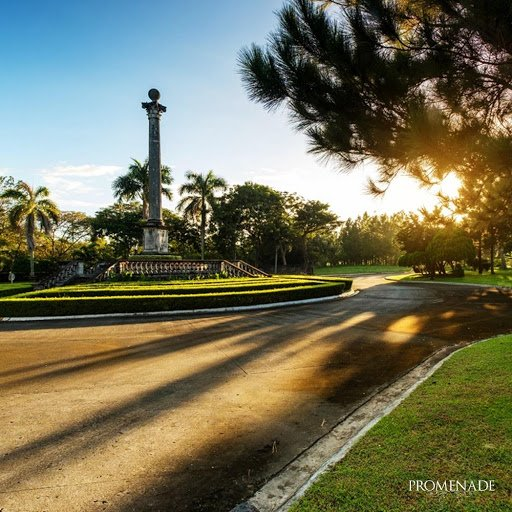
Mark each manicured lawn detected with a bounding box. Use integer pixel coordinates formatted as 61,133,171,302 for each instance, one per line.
390,269,512,288
315,265,403,275
0,282,33,297
291,335,512,512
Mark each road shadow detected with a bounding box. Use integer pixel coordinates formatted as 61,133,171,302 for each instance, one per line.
1,279,511,511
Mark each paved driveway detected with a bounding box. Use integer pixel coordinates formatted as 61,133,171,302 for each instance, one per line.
0,276,511,511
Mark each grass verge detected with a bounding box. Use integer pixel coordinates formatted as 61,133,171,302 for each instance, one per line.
315,265,402,275
291,334,512,512
389,269,512,288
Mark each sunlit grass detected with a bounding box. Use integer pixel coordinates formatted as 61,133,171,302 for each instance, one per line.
0,282,33,297
291,335,512,512
389,269,512,288
315,265,403,275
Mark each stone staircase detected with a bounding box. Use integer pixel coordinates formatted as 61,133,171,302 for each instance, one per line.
34,262,112,290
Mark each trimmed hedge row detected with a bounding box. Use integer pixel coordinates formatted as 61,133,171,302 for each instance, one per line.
0,282,347,318
83,276,277,288
26,277,283,294
21,279,319,298
279,275,354,288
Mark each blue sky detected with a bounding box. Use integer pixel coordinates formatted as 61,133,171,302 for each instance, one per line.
0,0,450,217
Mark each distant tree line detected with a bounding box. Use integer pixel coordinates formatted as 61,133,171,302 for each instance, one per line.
1,162,510,280
4,151,512,275
0,165,338,277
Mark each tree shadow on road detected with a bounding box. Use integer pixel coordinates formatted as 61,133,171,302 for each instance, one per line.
1,281,511,511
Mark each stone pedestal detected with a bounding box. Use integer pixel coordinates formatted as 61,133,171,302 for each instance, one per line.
143,226,169,254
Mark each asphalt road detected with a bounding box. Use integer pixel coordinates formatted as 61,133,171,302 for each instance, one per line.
0,276,511,512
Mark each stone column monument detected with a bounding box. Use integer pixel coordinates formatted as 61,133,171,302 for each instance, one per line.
141,88,169,254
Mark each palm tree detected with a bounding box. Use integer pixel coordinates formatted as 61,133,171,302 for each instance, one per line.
112,158,173,219
1,181,60,277
178,170,227,260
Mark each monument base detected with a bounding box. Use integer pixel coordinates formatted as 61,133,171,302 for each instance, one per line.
143,226,169,254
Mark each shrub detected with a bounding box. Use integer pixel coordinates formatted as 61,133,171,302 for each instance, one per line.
20,280,318,298
0,282,348,318
451,264,465,277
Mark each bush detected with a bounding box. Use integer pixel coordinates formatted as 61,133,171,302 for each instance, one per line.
0,281,348,318
451,263,465,277
470,258,491,272
20,279,318,298
278,274,353,289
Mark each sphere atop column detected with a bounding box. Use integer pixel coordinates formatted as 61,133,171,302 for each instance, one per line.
148,89,161,101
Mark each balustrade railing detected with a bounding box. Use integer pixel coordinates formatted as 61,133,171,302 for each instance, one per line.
232,260,271,277
118,259,223,276
94,259,268,281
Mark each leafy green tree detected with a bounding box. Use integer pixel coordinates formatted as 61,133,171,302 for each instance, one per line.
426,228,475,276
39,211,93,262
454,169,512,274
163,211,201,258
178,170,227,260
112,158,173,220
212,182,289,266
1,181,59,277
91,203,144,258
72,238,115,264
397,209,473,276
0,175,23,272
306,231,341,268
292,200,339,270
339,213,402,265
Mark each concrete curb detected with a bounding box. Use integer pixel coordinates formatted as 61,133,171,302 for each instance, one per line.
0,290,359,323
231,338,487,512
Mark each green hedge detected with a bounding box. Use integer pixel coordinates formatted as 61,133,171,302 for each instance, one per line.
0,282,347,318
21,279,318,298
279,275,354,289
40,276,280,291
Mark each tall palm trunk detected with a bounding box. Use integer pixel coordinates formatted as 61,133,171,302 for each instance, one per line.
200,202,207,260
27,215,36,278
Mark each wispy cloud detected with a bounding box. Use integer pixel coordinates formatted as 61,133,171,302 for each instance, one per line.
43,175,95,194
54,198,106,209
42,164,122,178
40,164,122,213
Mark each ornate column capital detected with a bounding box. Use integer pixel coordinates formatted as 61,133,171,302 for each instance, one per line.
142,100,167,119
